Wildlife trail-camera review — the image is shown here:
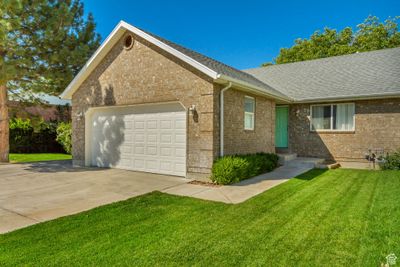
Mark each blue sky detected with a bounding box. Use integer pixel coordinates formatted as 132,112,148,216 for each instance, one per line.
82,0,399,70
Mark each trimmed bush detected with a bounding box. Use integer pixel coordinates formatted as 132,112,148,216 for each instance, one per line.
56,122,72,154
9,118,65,153
211,152,279,185
381,150,400,170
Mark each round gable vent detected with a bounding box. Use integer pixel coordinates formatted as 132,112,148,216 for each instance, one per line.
123,34,134,50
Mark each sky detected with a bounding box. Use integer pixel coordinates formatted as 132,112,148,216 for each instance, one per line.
82,0,399,70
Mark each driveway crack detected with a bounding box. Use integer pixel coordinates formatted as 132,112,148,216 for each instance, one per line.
0,206,40,222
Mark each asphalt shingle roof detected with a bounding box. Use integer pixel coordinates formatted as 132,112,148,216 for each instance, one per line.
244,48,400,101
141,29,289,99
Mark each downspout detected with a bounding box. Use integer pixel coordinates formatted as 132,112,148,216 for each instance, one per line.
220,82,232,157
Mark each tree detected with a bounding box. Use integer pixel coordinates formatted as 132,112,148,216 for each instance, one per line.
0,0,101,161
263,16,400,66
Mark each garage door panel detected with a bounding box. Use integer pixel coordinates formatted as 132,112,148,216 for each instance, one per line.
134,133,145,142
146,146,158,155
160,134,172,144
134,159,145,169
124,134,133,142
160,120,172,129
160,161,172,172
90,105,186,176
146,134,158,143
175,119,185,129
134,121,145,129
175,133,186,143
134,145,145,155
146,120,158,129
120,145,132,154
174,163,186,172
175,148,186,157
160,147,172,156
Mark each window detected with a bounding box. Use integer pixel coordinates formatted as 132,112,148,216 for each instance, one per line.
244,96,255,130
311,103,355,131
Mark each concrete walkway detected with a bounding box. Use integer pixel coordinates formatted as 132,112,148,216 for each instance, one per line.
163,161,315,204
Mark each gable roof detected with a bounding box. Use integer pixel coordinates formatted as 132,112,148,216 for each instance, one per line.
60,21,290,101
244,48,400,102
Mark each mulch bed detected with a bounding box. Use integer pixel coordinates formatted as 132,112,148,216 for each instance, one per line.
188,180,222,187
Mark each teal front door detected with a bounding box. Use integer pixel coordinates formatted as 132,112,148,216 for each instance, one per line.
275,106,288,148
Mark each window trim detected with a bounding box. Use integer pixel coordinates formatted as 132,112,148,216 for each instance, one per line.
310,103,355,132
244,96,255,131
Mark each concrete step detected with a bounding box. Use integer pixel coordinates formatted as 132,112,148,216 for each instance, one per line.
278,153,297,165
278,153,326,169
286,157,325,168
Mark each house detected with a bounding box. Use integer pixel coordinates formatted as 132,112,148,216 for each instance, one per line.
60,21,400,179
9,101,71,122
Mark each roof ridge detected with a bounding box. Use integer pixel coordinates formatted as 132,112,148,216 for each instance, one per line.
139,26,290,99
244,46,400,71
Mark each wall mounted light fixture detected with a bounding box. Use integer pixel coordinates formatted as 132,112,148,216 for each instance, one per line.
189,104,196,114
76,111,84,120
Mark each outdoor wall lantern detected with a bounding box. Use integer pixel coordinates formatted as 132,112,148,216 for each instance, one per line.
189,104,196,115
76,111,84,120
189,104,198,122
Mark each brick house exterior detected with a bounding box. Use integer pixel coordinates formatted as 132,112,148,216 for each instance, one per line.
61,21,400,179
288,99,400,161
67,27,277,179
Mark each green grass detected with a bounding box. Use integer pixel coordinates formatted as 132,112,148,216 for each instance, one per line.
1,169,399,266
9,153,72,163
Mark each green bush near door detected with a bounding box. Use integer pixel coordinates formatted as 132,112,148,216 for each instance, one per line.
211,153,279,185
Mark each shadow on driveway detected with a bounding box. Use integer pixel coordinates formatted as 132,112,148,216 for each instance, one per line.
16,160,107,173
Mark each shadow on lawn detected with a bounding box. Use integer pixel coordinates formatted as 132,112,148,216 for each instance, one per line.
294,169,328,181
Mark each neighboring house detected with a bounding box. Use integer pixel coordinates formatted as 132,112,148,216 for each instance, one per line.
9,101,71,122
60,21,400,179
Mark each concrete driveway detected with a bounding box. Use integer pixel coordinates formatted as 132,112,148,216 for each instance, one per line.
0,160,188,234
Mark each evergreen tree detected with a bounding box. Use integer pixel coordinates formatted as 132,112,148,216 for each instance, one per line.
0,0,101,161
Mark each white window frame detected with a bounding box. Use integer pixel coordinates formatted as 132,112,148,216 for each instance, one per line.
310,103,355,132
244,96,255,130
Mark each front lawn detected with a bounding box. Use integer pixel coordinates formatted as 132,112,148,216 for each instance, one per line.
1,169,399,266
9,153,72,163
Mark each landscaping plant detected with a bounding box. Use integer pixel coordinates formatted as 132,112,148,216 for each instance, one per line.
56,122,72,154
381,150,400,170
211,152,279,184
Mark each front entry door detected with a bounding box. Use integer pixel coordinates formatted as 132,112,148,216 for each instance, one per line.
275,106,288,148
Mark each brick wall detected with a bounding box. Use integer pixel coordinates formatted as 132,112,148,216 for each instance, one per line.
223,89,275,155
288,99,400,160
72,32,218,178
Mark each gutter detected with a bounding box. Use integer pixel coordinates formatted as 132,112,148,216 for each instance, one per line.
294,91,400,103
220,82,232,157
216,74,293,103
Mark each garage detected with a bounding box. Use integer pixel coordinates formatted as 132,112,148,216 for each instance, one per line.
86,103,187,177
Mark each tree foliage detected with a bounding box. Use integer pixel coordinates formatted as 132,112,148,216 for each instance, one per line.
265,16,400,66
0,0,101,101
0,0,100,161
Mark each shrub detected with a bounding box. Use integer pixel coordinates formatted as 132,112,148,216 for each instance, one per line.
56,122,72,154
381,150,400,170
9,118,65,153
211,152,279,185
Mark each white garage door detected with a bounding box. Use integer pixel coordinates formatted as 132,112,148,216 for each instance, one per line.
88,104,186,176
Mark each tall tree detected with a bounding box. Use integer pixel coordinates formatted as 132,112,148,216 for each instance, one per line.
264,16,400,66
0,0,101,161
